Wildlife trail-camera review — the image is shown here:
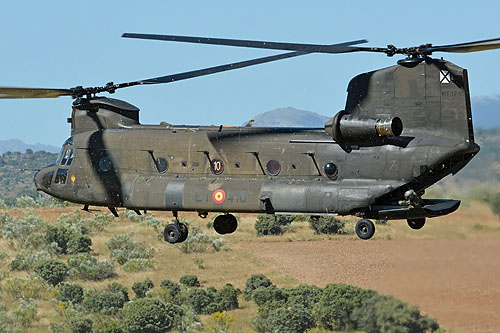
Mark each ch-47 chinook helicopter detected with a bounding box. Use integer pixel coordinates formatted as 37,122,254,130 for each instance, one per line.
1,34,499,243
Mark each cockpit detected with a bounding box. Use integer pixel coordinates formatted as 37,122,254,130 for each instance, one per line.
35,137,75,192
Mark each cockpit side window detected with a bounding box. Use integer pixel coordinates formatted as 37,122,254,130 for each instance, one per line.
57,137,74,165
61,149,71,165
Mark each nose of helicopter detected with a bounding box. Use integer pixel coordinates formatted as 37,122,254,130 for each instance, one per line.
34,167,55,193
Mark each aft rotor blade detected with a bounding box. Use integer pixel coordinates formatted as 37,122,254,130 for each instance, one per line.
423,37,500,54
115,50,309,88
122,33,367,54
0,87,74,99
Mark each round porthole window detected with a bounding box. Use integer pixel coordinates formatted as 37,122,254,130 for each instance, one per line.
324,162,338,180
155,157,169,173
99,156,112,172
210,158,224,175
266,160,281,176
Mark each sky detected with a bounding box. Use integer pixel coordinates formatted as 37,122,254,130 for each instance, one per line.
1,0,500,146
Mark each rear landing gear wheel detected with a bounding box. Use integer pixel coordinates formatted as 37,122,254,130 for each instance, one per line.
164,224,180,244
355,219,375,240
213,214,238,235
407,218,426,230
177,223,189,243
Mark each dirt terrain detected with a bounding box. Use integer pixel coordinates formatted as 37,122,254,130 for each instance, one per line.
242,238,500,332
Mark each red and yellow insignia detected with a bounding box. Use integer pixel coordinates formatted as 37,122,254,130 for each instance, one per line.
212,189,226,204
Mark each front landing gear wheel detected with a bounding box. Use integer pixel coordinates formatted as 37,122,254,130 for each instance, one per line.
164,224,180,244
177,223,189,243
355,219,375,240
407,218,426,230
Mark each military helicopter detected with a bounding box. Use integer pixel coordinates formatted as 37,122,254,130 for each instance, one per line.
2,34,499,243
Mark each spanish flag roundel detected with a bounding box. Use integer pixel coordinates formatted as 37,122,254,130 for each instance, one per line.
212,189,226,204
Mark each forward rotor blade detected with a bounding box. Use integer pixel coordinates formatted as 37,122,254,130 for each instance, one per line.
424,37,500,54
115,50,309,89
0,87,74,99
122,33,367,54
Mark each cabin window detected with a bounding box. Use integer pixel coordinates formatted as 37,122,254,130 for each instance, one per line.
99,156,112,172
210,158,224,175
324,162,338,180
56,137,74,164
266,160,281,176
54,169,68,184
155,157,169,173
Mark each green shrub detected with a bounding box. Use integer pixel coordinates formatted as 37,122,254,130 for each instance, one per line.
352,295,440,333
265,304,315,333
44,225,72,254
103,321,124,333
82,287,128,314
252,286,288,307
33,259,68,286
122,298,180,333
1,212,43,247
255,214,294,236
58,283,84,304
132,278,154,299
243,274,273,301
488,192,500,217
69,317,93,333
180,274,200,287
106,234,155,267
67,253,115,281
176,226,226,253
286,284,322,308
3,276,47,299
67,234,92,253
13,299,39,329
107,282,130,302
188,288,212,314
308,216,344,234
159,279,181,303
213,284,239,311
313,283,377,331
10,251,51,271
122,258,155,272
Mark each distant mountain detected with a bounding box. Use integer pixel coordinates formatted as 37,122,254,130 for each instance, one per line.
0,139,59,154
246,107,330,127
471,95,500,129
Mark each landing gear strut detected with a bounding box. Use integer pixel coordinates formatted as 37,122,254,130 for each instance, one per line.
213,214,238,235
163,211,189,244
355,219,375,240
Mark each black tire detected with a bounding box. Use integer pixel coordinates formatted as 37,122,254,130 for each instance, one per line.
225,214,238,234
355,219,375,240
164,224,180,243
177,223,189,243
213,215,226,234
407,218,426,230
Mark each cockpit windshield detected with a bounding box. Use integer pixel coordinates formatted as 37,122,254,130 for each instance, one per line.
57,137,74,164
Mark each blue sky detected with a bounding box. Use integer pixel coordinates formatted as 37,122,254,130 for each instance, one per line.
1,1,499,146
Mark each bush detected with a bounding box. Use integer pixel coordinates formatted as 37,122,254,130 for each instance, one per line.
188,288,213,314
14,299,39,329
314,283,377,330
67,253,115,281
286,284,322,308
255,214,294,236
122,258,155,272
107,282,130,302
352,295,440,333
132,278,154,299
67,234,92,253
243,274,273,301
69,317,93,333
488,192,500,217
308,216,344,234
159,279,181,303
1,212,43,247
82,287,128,314
176,226,226,254
58,283,84,304
122,298,180,333
180,275,200,287
3,276,47,299
10,251,51,271
213,284,239,311
265,304,315,333
44,225,72,254
106,234,155,267
33,259,68,286
252,286,288,307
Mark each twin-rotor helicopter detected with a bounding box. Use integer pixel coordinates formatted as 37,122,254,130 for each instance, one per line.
2,34,499,243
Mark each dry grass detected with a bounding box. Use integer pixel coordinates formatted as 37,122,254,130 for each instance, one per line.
0,200,498,332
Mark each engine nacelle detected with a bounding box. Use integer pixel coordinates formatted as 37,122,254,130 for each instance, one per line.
325,111,403,144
